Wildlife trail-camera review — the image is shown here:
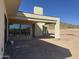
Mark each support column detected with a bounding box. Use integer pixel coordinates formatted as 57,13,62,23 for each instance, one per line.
35,23,45,37
32,24,35,38
0,0,5,58
55,18,60,39
30,26,32,39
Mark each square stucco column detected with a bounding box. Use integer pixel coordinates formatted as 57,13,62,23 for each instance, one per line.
30,27,32,39
55,18,60,39
0,0,5,58
35,23,45,37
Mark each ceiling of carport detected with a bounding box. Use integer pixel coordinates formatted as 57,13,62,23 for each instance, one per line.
5,0,21,17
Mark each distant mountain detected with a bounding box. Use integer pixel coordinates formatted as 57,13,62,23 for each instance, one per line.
60,21,79,29
48,21,79,29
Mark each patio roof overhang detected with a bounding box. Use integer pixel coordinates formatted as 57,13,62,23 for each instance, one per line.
5,0,21,17
9,12,58,24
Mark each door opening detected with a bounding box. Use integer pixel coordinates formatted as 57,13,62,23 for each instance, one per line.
4,15,8,46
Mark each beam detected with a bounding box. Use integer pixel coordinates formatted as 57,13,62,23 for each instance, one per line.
8,19,34,24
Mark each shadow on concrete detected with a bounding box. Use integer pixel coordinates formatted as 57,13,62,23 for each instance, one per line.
4,39,72,59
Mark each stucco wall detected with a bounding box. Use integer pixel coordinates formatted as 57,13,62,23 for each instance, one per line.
0,0,5,58
34,6,43,15
35,23,45,37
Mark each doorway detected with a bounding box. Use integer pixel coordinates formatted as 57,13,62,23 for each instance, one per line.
4,15,8,46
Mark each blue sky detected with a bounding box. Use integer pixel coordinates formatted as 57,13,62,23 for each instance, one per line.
19,0,79,25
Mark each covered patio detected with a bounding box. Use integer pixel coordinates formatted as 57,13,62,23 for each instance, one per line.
8,11,60,40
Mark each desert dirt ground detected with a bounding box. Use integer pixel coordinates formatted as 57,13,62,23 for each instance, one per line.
11,29,79,59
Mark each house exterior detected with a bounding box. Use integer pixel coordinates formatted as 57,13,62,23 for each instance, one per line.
0,0,60,58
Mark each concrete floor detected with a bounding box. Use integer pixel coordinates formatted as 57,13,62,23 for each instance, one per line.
5,29,79,59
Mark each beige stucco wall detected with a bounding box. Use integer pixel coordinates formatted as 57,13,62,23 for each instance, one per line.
35,23,45,37
0,0,5,58
48,24,55,33
34,6,43,15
